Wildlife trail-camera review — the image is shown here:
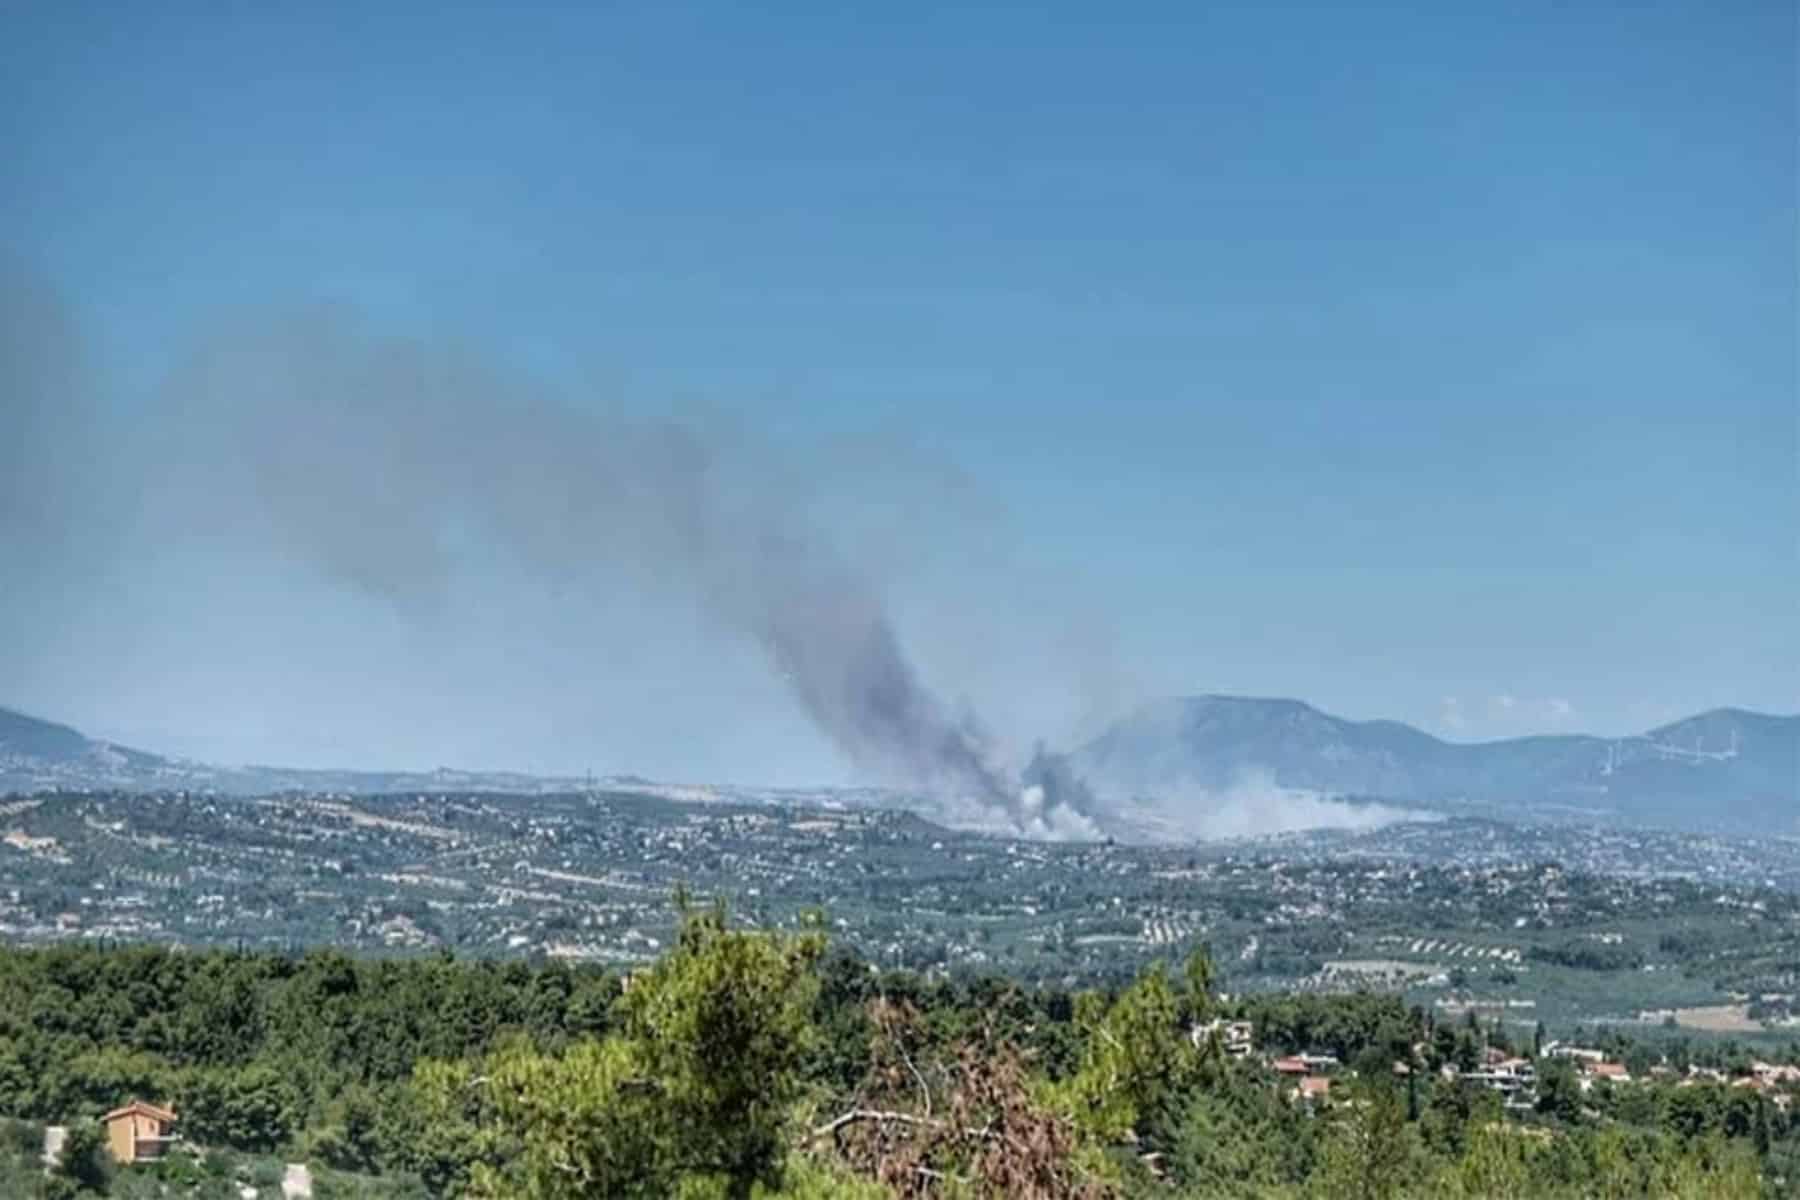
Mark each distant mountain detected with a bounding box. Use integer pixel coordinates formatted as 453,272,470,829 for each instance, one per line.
6,697,1795,837
0,704,586,797
0,707,91,762
1071,696,1799,834
0,705,174,785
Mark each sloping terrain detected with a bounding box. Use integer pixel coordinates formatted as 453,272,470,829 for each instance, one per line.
1073,696,1797,833
5,697,1793,836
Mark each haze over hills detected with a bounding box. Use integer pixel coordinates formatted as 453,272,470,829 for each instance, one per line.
0,705,590,798
1072,695,1799,834
4,696,1795,837
0,703,891,810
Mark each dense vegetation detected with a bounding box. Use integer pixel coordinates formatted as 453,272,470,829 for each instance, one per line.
1,910,1796,1198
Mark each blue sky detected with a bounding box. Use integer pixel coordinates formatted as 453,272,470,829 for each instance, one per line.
2,1,1794,779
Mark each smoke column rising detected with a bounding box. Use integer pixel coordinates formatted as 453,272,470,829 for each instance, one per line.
148,306,1091,835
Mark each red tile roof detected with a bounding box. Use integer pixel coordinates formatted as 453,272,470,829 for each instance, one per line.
102,1100,176,1124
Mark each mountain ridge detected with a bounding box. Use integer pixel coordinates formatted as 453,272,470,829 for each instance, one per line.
1071,695,1798,833
5,697,1795,836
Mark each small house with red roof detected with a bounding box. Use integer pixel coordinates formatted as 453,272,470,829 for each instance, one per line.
102,1100,177,1164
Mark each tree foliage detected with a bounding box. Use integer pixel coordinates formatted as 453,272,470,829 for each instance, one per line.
428,903,825,1199
0,920,1790,1199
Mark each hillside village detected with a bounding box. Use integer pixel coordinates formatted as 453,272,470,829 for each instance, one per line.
3,787,1798,1039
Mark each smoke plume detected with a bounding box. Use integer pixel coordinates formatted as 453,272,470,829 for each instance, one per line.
1112,768,1418,840
141,306,1093,835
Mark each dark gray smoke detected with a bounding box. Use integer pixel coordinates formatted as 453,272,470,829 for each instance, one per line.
142,306,1093,834
749,538,1013,807
0,260,100,561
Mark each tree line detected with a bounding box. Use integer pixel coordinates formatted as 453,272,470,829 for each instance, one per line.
0,909,1794,1197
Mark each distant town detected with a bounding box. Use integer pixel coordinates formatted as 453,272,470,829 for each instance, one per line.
4,786,1798,1043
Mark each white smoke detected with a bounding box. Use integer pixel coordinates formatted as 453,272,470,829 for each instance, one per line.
1113,768,1419,841
1016,782,1101,842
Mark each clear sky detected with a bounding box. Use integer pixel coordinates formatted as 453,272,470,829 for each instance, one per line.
2,1,1794,781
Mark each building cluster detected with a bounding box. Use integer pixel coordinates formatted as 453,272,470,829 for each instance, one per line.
1192,1018,1255,1059
1177,1024,1800,1118
1460,1049,1538,1109
1,788,1796,1025
1271,1052,1344,1104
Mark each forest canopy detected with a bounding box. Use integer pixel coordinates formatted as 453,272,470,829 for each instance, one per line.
0,906,1792,1198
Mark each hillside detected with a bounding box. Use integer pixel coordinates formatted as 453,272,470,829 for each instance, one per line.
0,706,92,762
1072,696,1799,834
5,698,1794,837
0,705,175,788
0,704,585,797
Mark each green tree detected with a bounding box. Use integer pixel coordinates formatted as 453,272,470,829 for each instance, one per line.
1444,1122,1531,1199
433,903,826,1200
50,1120,111,1195
178,1063,295,1151
1056,949,1215,1145
1534,1057,1582,1124
1317,1078,1416,1200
